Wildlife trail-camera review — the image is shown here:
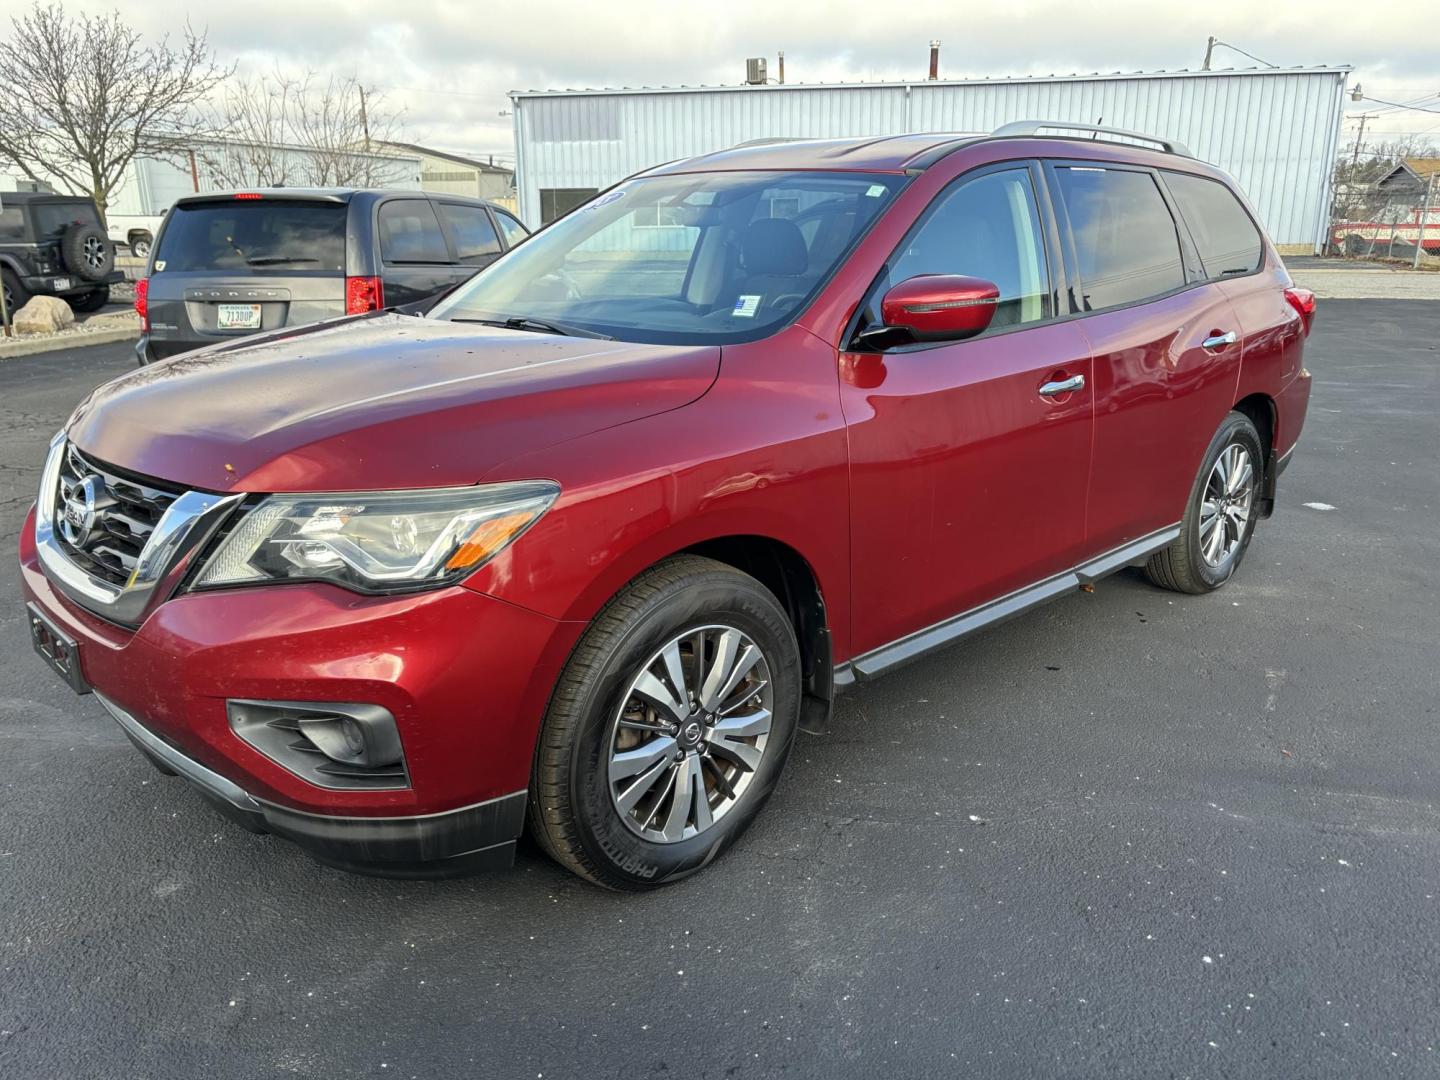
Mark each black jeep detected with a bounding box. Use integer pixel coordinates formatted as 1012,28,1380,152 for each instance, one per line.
0,192,120,316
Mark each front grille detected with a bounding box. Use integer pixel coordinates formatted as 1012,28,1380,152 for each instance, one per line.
55,445,182,586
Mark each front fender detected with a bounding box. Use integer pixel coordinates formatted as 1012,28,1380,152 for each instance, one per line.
463,327,854,659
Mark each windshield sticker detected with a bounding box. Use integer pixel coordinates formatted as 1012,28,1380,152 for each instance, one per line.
732,294,761,318
153,260,166,272
582,189,628,211
865,184,888,198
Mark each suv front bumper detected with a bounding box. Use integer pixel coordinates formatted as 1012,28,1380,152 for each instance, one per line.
19,506,583,877
101,690,527,876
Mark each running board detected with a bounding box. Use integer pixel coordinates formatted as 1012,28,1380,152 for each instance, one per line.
833,525,1181,686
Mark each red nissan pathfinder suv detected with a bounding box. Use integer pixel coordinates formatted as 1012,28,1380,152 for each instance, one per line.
20,123,1314,889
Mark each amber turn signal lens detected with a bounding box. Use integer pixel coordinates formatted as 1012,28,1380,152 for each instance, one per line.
444,510,540,571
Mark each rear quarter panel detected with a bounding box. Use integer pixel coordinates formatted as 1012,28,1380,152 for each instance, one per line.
1220,265,1310,456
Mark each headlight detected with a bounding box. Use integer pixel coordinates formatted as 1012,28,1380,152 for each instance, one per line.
194,481,559,593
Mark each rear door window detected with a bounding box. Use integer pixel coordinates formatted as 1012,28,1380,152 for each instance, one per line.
379,200,452,264
1164,172,1264,278
1052,166,1186,311
436,202,500,264
0,206,23,241
494,210,528,247
154,202,346,273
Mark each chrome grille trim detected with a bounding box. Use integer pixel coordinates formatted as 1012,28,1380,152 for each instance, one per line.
35,433,245,627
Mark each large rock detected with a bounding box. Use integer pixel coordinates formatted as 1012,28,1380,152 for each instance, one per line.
12,295,75,335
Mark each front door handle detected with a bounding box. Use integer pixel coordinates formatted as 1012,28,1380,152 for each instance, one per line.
1202,330,1238,350
1039,374,1085,397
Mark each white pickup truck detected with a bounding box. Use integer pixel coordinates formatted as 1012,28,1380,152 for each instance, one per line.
106,213,166,259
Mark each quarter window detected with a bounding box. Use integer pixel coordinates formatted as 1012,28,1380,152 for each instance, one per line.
494,210,529,247
378,200,452,264
1165,172,1264,278
436,202,501,263
1053,167,1185,311
864,168,1053,335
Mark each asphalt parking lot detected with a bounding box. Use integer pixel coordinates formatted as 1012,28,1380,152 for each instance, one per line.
1,299,1437,1079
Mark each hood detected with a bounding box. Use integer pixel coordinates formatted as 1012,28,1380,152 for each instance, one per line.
67,315,720,492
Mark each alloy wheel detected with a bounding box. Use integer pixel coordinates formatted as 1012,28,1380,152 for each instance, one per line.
607,624,774,844
84,236,106,268
1199,444,1254,567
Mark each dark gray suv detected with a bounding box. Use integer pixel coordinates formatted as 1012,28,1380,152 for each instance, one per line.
136,188,529,364
0,192,120,315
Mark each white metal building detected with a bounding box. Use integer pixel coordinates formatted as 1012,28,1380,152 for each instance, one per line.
510,66,1351,252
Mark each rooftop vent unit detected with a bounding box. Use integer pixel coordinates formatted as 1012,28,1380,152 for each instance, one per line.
745,57,768,85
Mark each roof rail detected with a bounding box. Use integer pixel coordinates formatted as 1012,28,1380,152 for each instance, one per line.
991,121,1191,157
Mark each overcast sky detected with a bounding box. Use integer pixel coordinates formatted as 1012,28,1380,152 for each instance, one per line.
39,0,1440,160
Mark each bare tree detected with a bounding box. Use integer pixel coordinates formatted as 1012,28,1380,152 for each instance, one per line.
0,2,229,221
201,71,300,188
202,69,408,189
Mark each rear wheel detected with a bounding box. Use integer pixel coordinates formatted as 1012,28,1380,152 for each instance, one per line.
529,555,801,889
67,286,110,313
1145,411,1263,594
129,233,152,259
1,268,29,315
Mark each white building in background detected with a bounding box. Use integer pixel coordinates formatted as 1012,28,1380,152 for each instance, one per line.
379,142,516,208
510,65,1351,252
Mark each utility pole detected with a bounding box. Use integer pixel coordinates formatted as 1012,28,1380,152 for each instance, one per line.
1415,171,1437,270
1350,113,1369,168
0,193,10,336
1202,36,1216,70
359,85,371,152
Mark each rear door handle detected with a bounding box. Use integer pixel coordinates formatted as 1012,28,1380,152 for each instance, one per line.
1038,374,1085,397
1202,330,1238,350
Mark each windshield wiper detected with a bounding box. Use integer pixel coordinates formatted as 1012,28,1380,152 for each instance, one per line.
246,255,319,266
452,315,613,341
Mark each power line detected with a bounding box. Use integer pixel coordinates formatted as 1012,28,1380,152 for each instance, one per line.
1350,91,1440,115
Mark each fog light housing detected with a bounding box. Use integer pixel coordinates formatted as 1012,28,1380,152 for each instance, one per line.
228,700,408,790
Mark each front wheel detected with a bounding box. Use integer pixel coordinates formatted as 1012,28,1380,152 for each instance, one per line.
529,555,801,889
1145,411,1263,594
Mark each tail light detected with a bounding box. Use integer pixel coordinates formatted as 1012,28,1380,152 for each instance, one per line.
234,192,264,200
134,277,149,332
345,275,384,315
1284,287,1316,335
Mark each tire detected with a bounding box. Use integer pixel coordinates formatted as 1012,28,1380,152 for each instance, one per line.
129,233,152,259
1,267,29,315
67,285,110,313
529,555,802,890
61,222,115,282
1145,411,1264,594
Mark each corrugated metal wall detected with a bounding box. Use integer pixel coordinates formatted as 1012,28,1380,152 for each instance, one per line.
512,68,1348,250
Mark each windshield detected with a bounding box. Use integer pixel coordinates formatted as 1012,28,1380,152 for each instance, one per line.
431,170,905,344
155,201,346,273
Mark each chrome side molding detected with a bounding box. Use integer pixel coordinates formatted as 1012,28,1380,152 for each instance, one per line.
834,524,1182,685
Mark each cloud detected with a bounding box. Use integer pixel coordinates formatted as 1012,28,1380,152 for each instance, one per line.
46,0,1440,152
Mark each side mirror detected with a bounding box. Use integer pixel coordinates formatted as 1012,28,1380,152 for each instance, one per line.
878,274,1000,342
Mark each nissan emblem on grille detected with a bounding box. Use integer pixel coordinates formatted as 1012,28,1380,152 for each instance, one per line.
59,474,111,548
